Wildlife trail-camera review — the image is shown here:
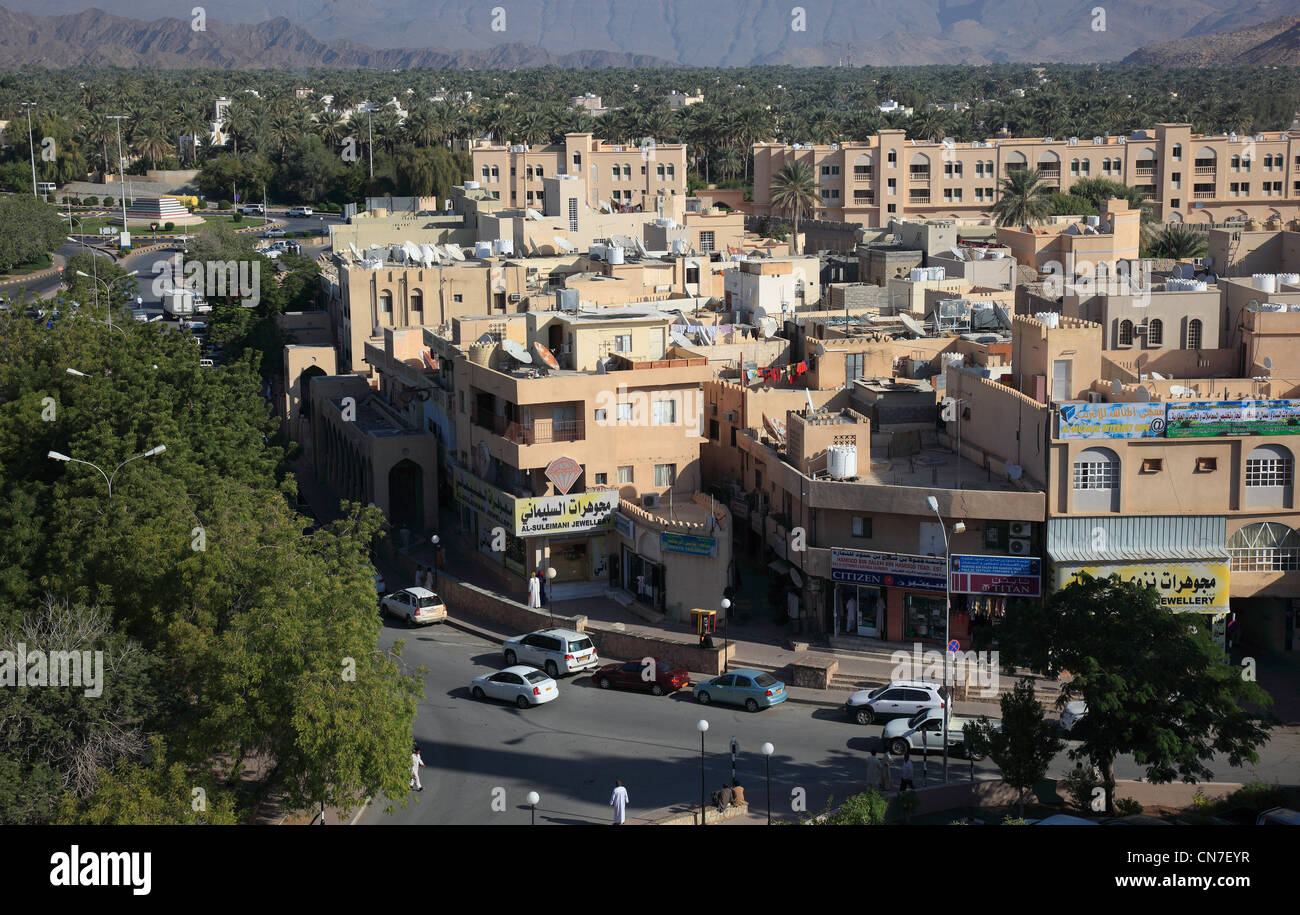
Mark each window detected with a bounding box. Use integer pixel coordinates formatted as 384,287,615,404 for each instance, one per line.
614,333,632,352
667,164,674,178
594,408,607,423
452,294,463,303
1229,521,1300,572
887,150,897,166
654,463,677,487
699,231,715,253
1245,444,1294,507
852,516,872,538
1196,456,1217,472
458,391,465,414
1172,143,1182,161
657,163,665,178
845,352,865,382
616,403,633,423
1074,457,1118,489
1170,198,1180,209
593,472,608,486
572,152,581,167
618,465,634,484
1186,318,1202,350
887,178,897,195
490,165,499,180
1118,319,1134,345
379,291,392,313
652,399,677,425
1140,458,1163,473
569,198,579,233
1147,318,1163,346
709,419,719,440
612,166,620,181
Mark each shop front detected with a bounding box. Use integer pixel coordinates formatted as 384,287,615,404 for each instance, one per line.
830,548,948,642
516,490,619,598
948,554,1043,649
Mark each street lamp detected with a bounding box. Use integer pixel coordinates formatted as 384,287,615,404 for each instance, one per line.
761,742,774,825
47,444,165,499
697,719,709,825
430,534,440,588
20,102,37,199
925,495,965,784
76,269,138,330
526,790,539,825
720,598,732,672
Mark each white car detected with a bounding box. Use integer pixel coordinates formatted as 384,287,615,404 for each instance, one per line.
262,227,287,238
373,571,386,596
239,205,264,216
845,679,948,725
1060,700,1087,733
503,628,599,678
286,206,313,217
380,587,447,625
471,665,558,709
882,708,998,759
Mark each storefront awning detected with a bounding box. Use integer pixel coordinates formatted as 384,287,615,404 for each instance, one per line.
1048,516,1227,564
768,559,793,576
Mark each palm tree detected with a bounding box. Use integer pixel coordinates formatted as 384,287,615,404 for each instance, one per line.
992,167,1053,228
134,121,173,169
769,160,818,254
316,110,346,149
1144,223,1208,260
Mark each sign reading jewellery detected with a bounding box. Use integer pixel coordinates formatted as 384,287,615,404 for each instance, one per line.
1056,562,1229,613
1057,402,1165,439
1165,400,1300,438
830,548,947,593
516,491,619,537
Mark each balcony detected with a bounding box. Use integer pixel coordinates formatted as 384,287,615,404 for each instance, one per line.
909,195,931,205
1194,165,1216,175
1135,165,1155,177
853,194,875,205
853,169,873,181
473,410,584,445
1193,190,1215,199
909,168,931,182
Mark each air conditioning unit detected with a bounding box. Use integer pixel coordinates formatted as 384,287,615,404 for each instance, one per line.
1008,537,1032,555
1009,521,1032,538
641,493,660,509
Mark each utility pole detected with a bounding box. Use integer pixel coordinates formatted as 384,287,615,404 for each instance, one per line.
21,102,37,198
367,108,374,180
107,116,130,243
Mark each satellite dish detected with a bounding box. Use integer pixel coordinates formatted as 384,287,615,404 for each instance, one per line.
1111,378,1122,395
760,317,779,337
1137,386,1151,400
476,333,495,344
501,339,533,364
1263,356,1273,371
525,208,544,221
898,313,926,337
949,246,967,262
532,341,560,371
1007,464,1023,480
348,242,363,261
553,236,576,253
1169,384,1190,397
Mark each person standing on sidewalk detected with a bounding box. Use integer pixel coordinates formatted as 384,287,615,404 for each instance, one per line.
527,572,542,609
610,780,628,825
865,749,887,793
410,744,425,792
899,755,915,792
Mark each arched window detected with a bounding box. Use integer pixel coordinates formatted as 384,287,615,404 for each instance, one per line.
1118,319,1134,345
1172,143,1182,160
1073,447,1120,511
379,290,393,314
1231,154,1241,169
1245,444,1294,508
410,288,424,320
1229,521,1300,571
1147,318,1163,346
1080,158,1091,175
1186,318,1202,350
1070,158,1080,175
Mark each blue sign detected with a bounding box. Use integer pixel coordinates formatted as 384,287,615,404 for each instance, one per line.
949,554,1041,597
661,531,717,557
830,548,947,593
612,511,634,540
948,640,960,654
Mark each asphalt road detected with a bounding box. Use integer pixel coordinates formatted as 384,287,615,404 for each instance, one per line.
360,621,1300,825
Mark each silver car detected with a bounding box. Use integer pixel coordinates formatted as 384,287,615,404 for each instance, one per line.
470,665,558,709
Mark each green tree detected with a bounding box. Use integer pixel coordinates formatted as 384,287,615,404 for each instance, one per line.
992,167,1052,227
965,680,1064,819
0,193,66,272
768,160,818,253
997,573,1273,816
1144,223,1208,260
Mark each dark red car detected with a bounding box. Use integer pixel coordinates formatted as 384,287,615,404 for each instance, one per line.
593,660,690,696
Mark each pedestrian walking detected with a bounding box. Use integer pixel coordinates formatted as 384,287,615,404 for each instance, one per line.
610,780,629,825
865,749,888,793
899,756,915,792
527,572,542,609
410,745,424,791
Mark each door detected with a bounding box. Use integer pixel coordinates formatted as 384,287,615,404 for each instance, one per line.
918,522,944,558
859,588,883,638
731,675,754,703
1051,359,1072,403
710,674,735,700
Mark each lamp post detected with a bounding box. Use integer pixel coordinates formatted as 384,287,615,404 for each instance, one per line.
76,269,137,329
21,102,37,199
696,719,709,825
526,791,539,825
47,444,166,499
926,494,966,784
761,742,774,825
107,115,130,242
720,598,731,672
430,534,440,589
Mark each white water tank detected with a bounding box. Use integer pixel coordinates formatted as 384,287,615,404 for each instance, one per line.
465,180,480,189
1034,311,1060,328
1278,273,1300,286
827,445,856,480
1253,274,1278,293
910,267,926,282
671,238,688,255
493,238,514,256
474,241,493,259
1086,215,1100,226
608,245,625,265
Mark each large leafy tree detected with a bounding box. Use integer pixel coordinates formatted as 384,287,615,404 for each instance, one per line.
997,573,1273,816
0,193,66,272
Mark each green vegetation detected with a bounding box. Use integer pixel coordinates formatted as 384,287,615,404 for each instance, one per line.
965,679,1065,819
768,160,818,242
997,572,1273,816
992,167,1053,227
1143,222,1209,259
0,193,66,273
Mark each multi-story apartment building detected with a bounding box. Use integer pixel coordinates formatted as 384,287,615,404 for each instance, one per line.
472,132,688,212
753,124,1300,227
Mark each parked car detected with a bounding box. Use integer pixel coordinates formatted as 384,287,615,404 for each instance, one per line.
470,665,557,709
694,669,787,712
261,227,287,238
503,628,598,678
882,708,997,758
239,204,264,216
199,358,215,368
593,659,690,696
130,307,149,322
1060,700,1087,733
286,206,313,217
373,571,386,596
845,679,948,725
1257,807,1300,825
380,587,447,625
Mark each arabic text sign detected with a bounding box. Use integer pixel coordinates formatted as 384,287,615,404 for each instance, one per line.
1056,561,1229,613
612,511,634,540
516,491,618,537
950,554,1041,597
454,466,514,530
1165,400,1300,438
831,548,947,593
1057,402,1165,439
661,532,717,557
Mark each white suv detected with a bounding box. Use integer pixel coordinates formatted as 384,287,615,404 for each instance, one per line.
503,628,598,678
845,679,947,725
286,206,313,217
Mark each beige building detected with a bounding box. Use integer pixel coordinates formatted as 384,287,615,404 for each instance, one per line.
753,125,1300,227
995,199,1141,277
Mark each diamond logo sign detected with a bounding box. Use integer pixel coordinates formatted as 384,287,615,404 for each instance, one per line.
545,456,583,494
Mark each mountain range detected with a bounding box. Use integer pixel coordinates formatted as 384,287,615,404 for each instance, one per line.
1,2,1298,69
1124,15,1300,66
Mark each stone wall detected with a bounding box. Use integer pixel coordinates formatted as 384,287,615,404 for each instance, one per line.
583,626,734,677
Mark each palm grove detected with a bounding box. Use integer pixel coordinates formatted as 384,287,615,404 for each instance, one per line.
0,235,422,825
